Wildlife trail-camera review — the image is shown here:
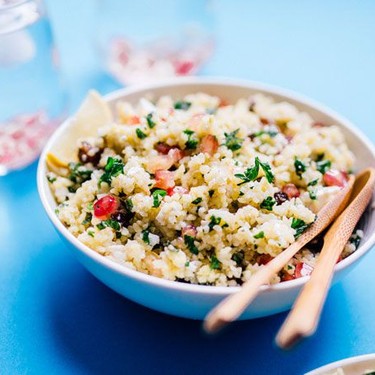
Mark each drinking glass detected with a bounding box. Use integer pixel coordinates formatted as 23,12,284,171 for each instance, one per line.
0,0,65,175
97,0,215,85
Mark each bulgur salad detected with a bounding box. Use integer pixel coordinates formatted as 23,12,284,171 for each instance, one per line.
46,91,362,286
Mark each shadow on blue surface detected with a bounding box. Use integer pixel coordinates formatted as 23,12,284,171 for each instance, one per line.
45,265,327,375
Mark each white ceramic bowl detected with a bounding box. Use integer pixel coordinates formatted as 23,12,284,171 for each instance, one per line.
306,353,375,375
37,77,375,320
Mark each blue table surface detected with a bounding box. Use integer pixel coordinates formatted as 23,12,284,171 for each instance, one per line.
2,1,375,374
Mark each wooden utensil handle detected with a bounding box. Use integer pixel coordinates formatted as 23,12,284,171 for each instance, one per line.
276,168,375,349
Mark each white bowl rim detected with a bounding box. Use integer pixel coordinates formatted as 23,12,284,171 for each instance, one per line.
305,353,375,374
37,76,375,297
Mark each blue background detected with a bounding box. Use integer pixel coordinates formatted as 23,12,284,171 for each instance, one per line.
1,1,375,374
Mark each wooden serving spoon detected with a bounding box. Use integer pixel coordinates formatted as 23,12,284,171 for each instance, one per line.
203,175,355,334
276,167,375,349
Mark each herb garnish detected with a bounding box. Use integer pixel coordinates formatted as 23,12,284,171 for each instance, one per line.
136,128,147,139
235,156,275,184
254,231,265,239
223,129,243,151
307,179,319,186
82,213,92,225
99,157,124,186
308,190,317,200
67,163,93,192
253,130,278,138
174,101,191,110
260,196,276,211
192,197,203,205
184,235,199,255
142,229,150,244
291,218,309,238
210,255,221,270
183,129,198,149
88,230,95,237
208,216,222,231
125,198,134,212
232,251,244,266
294,158,306,179
350,232,362,248
316,159,331,174
146,113,156,128
47,174,56,183
152,189,167,208
97,219,121,231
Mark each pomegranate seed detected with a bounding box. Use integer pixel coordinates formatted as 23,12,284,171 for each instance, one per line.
282,184,300,199
257,254,274,265
199,134,219,156
323,169,348,187
182,225,197,237
155,142,172,155
94,195,119,220
294,262,313,278
154,170,175,190
281,272,295,282
167,186,189,196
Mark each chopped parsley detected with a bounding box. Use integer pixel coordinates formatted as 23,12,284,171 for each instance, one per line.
350,232,362,248
223,129,243,151
152,189,167,208
253,129,278,138
235,156,274,185
192,197,203,205
184,235,199,255
174,100,191,110
316,159,331,174
125,198,134,212
183,129,198,149
146,112,156,128
136,128,147,139
47,174,56,183
97,219,121,231
82,213,92,225
260,196,276,211
254,231,265,239
232,251,244,266
68,162,93,192
87,202,94,210
210,255,221,270
308,190,317,200
142,229,150,244
208,216,222,231
87,230,95,237
294,158,306,179
99,157,124,186
316,153,325,162
291,218,309,238
307,179,319,186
